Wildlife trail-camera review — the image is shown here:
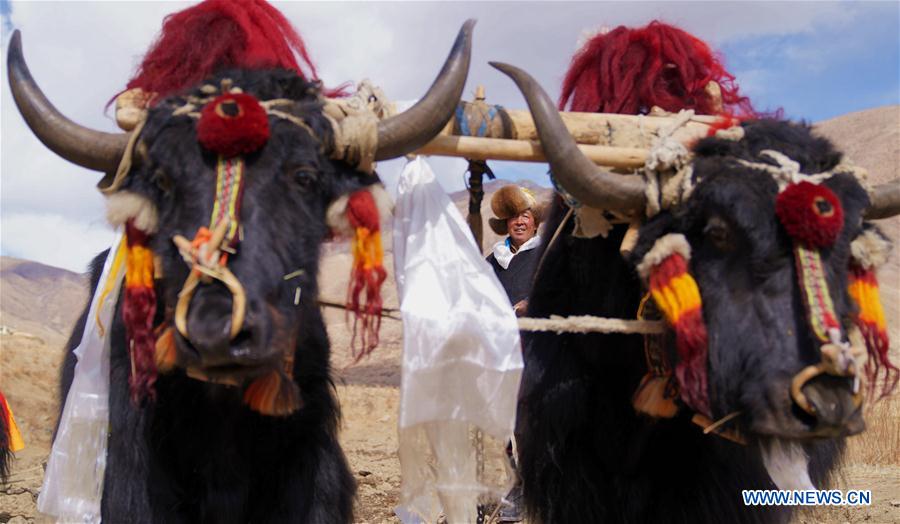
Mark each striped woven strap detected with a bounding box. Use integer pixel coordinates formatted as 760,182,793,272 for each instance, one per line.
210,156,245,249
795,245,840,343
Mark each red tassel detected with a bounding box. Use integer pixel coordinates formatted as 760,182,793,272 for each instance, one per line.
648,253,710,416
672,308,709,415
124,221,158,405
848,265,898,399
345,190,386,360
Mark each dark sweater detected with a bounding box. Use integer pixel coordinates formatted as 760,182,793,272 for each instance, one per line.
486,246,540,305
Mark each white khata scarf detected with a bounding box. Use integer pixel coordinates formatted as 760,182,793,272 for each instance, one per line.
491,234,542,270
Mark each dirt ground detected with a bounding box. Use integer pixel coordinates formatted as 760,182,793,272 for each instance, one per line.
3,309,900,524
0,322,410,523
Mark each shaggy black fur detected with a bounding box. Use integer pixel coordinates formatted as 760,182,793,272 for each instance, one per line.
517,120,868,523
58,69,379,522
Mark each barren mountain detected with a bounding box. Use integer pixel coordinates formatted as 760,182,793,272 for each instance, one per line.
0,258,88,345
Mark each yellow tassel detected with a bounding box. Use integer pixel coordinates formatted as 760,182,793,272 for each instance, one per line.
95,238,128,335
243,371,302,417
126,243,155,289
848,275,886,330
2,396,25,452
651,273,703,325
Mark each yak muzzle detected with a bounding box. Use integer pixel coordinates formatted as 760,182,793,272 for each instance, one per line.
174,285,281,386
797,374,865,436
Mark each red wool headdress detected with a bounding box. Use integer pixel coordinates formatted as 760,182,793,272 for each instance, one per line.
558,21,760,119
124,0,333,101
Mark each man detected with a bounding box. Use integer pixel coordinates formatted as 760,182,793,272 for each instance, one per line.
483,184,543,523
485,185,543,318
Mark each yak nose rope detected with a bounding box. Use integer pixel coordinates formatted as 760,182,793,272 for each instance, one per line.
172,219,247,342
790,325,866,416
172,219,301,417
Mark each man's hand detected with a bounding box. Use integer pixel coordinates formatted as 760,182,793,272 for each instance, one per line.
513,299,528,317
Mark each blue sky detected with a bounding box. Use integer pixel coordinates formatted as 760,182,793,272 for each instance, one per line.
718,2,899,122
1,1,898,271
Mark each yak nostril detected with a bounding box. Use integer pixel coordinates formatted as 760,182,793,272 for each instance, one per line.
229,330,255,358
801,374,858,428
184,287,238,360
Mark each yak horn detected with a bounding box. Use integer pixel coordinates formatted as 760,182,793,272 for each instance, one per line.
7,30,129,173
491,62,646,213
374,20,474,161
866,180,900,220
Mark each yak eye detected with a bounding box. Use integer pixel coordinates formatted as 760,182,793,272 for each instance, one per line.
152,168,173,193
292,166,319,190
704,215,733,252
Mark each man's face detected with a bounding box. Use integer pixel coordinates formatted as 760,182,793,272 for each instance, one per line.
507,209,536,247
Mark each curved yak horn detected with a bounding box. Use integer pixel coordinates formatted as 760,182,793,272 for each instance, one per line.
7,30,129,173
490,61,646,213
866,180,900,220
374,19,475,161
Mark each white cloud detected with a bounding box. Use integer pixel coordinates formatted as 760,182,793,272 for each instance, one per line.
0,212,115,272
1,0,895,271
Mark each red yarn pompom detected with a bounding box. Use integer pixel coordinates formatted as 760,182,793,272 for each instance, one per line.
775,181,843,248
197,93,270,157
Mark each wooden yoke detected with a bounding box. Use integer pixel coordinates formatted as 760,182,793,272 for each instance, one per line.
414,98,717,168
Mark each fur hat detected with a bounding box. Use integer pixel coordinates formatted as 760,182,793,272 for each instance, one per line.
489,185,543,235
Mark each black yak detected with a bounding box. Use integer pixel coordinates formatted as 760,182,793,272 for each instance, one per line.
7,20,473,522
492,62,900,523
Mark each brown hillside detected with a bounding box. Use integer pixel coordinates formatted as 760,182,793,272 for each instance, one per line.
0,258,88,345
814,105,900,344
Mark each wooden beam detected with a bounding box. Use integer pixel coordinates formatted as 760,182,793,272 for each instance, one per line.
498,108,715,146
414,102,721,165
414,135,648,168
441,104,716,146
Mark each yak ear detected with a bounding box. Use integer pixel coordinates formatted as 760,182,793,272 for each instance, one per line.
629,211,679,268
325,183,393,238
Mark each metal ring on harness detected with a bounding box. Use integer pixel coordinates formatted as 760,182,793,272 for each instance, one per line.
790,341,865,416
174,266,247,341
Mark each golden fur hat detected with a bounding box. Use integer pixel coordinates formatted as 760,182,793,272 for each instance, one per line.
489,185,543,235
